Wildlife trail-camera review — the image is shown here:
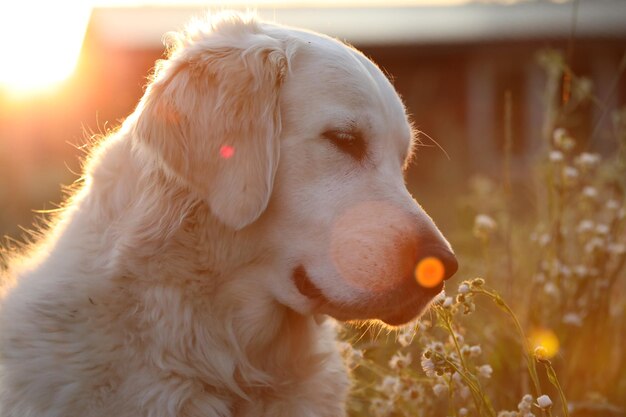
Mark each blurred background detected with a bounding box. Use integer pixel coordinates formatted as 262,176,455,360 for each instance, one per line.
1,0,624,242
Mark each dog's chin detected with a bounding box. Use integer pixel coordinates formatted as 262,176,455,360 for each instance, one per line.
292,265,443,326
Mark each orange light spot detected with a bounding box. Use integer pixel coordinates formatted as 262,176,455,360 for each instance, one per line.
220,145,235,159
415,257,444,288
529,328,559,359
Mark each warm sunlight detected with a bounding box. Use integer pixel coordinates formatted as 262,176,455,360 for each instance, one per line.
0,1,92,96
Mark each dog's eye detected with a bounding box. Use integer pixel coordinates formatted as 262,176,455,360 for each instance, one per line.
322,129,366,161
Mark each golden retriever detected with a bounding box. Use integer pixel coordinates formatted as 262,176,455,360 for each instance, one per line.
0,12,457,417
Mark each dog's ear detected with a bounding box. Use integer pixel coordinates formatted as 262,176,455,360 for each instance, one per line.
132,22,287,230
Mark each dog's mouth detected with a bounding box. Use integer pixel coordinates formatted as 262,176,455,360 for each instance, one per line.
292,265,443,326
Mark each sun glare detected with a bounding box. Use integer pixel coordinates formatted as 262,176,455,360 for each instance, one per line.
0,1,92,97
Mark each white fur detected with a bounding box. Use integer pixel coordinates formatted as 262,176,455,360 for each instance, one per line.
0,13,454,417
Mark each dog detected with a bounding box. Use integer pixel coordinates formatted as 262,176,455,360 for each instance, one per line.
0,12,457,417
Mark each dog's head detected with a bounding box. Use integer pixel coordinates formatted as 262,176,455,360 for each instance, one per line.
131,13,457,326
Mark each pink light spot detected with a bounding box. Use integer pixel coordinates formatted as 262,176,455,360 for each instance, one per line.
220,145,235,159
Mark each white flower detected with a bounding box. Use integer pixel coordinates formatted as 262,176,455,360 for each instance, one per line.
459,408,469,416
477,364,493,378
379,376,402,398
389,352,412,370
538,233,551,247
573,265,588,278
474,214,497,240
582,186,598,200
521,394,534,403
421,357,436,377
606,199,620,211
401,384,423,403
543,282,559,297
537,394,553,409
459,385,471,400
458,283,470,294
553,128,575,151
432,383,448,397
562,166,579,186
518,398,532,413
443,296,454,308
595,224,610,236
562,312,583,327
470,345,482,358
577,220,594,234
553,127,567,142
370,398,394,417
585,237,605,254
549,150,564,163
575,152,600,171
396,326,415,347
608,242,626,255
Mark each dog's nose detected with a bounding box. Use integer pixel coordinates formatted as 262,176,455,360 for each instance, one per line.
415,246,458,282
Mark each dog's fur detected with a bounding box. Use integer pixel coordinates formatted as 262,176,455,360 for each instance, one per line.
0,13,456,417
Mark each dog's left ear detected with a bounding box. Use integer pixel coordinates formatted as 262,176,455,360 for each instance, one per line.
132,24,287,230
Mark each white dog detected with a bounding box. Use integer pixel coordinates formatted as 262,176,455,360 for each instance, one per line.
0,12,457,417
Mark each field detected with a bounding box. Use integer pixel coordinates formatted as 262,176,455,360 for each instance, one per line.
343,50,626,417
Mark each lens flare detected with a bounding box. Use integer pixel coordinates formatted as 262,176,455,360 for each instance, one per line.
415,257,444,288
529,328,559,359
219,145,235,159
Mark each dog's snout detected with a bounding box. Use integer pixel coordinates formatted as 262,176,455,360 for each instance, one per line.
416,246,458,282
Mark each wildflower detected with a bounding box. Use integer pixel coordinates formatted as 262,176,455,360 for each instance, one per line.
417,319,431,332
577,219,594,234
459,408,469,416
379,375,402,398
536,394,553,409
606,199,620,211
432,382,448,397
562,312,583,327
584,237,605,254
470,277,485,287
534,346,548,360
582,186,598,200
458,283,470,294
469,345,482,357
459,385,471,400
595,224,610,236
549,150,564,163
396,326,415,347
538,233,551,247
573,265,588,279
553,128,575,151
543,282,559,297
443,296,454,308
575,152,601,172
370,398,394,417
562,166,579,186
421,356,437,377
473,214,497,241
401,384,423,403
608,242,626,255
519,394,533,413
477,364,493,378
559,264,572,279
388,352,412,370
